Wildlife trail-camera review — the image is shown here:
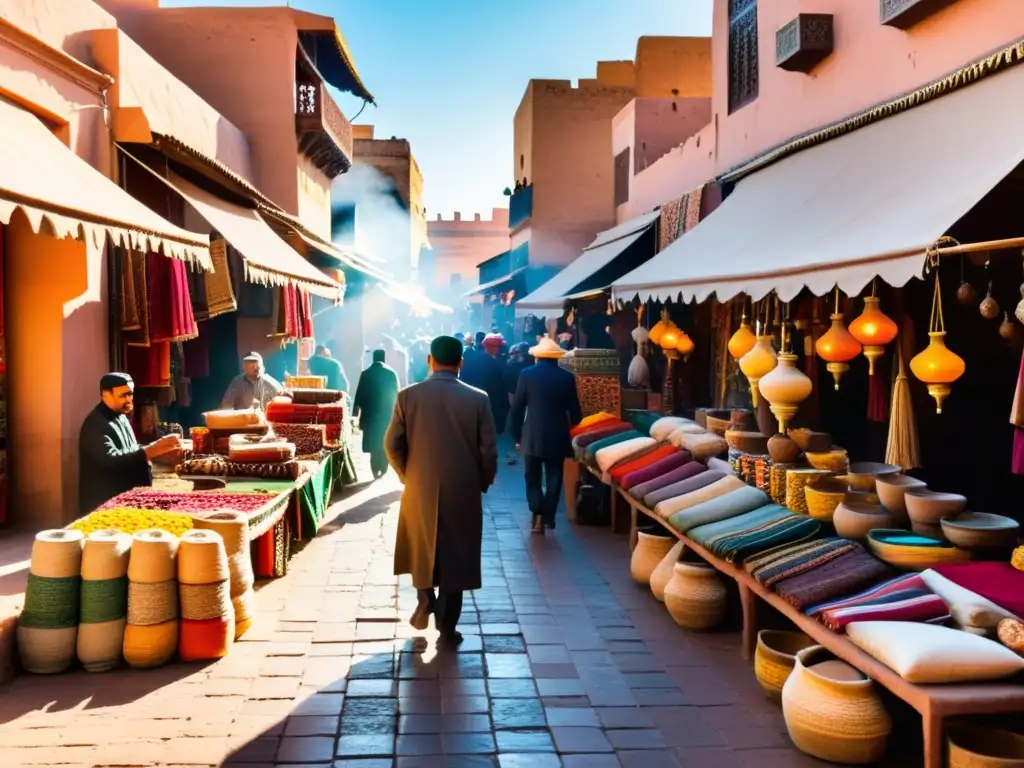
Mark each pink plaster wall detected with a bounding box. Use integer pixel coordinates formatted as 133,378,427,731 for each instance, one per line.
427,209,510,293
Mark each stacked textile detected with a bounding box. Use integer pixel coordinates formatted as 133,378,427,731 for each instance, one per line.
629,457,701,501
572,421,633,454
667,486,769,534
595,437,658,481
772,545,892,611
929,562,1024,618
805,573,951,632
583,430,643,462
745,538,858,589
610,445,677,486
657,474,744,520
688,504,820,563
642,467,715,508
621,450,692,493
571,411,618,435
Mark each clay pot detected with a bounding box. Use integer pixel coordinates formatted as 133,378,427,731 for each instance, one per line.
875,474,926,525
833,501,893,542
842,462,901,492
788,428,832,454
956,281,978,306
941,512,1020,552
630,532,676,585
724,430,769,455
649,540,684,602
947,720,1024,767
755,630,816,699
980,290,1000,320
911,520,945,539
782,646,892,764
663,562,727,631
767,434,802,464
904,490,967,524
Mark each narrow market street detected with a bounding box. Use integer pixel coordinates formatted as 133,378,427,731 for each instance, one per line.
0,454,904,768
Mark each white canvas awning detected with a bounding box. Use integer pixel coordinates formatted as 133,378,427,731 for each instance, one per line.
612,60,1024,304
515,210,658,317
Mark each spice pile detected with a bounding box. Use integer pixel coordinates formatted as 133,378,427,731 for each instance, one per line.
98,489,277,515
69,508,193,536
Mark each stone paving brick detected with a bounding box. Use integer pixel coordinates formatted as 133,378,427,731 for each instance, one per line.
0,454,912,767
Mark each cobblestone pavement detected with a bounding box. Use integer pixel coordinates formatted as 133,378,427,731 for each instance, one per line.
0,453,918,767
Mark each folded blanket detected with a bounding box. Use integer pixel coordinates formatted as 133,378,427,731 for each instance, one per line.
571,412,618,437
659,474,745,523
707,511,821,564
707,457,736,475
623,451,693,494
642,466,714,506
773,546,893,612
807,573,950,632
930,562,1024,617
626,410,663,435
688,502,789,549
672,431,728,461
584,430,643,461
572,418,629,441
611,445,677,486
667,422,707,439
667,485,770,535
650,416,687,441
745,537,858,588
573,422,632,452
596,436,657,473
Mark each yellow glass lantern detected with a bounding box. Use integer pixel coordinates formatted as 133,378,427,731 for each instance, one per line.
910,273,964,414
728,312,757,360
849,289,898,376
759,352,812,434
739,332,777,407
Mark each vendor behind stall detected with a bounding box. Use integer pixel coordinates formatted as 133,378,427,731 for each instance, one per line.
221,352,283,410
78,373,182,515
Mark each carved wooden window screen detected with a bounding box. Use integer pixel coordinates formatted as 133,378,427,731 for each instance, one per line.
614,148,630,207
728,0,759,113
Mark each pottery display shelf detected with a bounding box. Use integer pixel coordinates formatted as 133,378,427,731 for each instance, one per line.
607,482,1024,768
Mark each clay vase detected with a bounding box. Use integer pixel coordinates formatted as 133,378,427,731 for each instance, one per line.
874,474,926,527
755,630,816,699
782,646,892,764
650,541,684,602
663,562,727,631
833,502,893,542
767,433,801,464
631,532,676,585
758,352,813,434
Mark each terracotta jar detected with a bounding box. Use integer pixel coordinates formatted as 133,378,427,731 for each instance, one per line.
833,501,893,541
663,562,727,630
649,540,684,602
782,646,892,764
755,630,816,699
630,532,676,585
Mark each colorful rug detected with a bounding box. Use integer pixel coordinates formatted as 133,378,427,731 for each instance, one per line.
773,547,893,612
745,537,858,589
806,573,950,632
668,485,770,535
622,451,693,494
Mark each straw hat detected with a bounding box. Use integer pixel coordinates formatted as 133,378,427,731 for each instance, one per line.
530,335,566,359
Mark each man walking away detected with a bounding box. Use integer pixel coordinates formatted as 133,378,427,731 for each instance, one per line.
503,343,532,465
508,336,582,535
353,349,400,479
385,335,498,648
306,345,349,393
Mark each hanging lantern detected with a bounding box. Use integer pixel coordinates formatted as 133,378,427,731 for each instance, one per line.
728,312,757,360
759,352,812,434
910,271,964,414
848,289,898,376
815,289,862,390
649,307,668,346
659,322,681,358
739,332,777,407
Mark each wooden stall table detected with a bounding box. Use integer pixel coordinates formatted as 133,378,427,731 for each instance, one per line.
613,486,1024,768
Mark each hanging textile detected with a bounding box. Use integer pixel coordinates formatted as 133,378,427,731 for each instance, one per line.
123,250,150,347
120,250,140,332
658,183,707,252
183,323,211,378
204,239,237,319
299,288,314,340
126,341,172,387
147,251,198,343
188,264,209,322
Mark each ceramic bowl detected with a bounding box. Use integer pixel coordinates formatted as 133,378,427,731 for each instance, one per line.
767,434,802,464
904,490,968,524
833,501,894,541
940,512,1020,551
875,474,927,519
805,449,850,473
842,462,902,492
788,429,833,454
911,520,945,539
725,430,769,455
866,529,971,571
845,489,881,506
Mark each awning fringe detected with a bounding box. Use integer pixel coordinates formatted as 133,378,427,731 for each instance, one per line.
242,259,342,301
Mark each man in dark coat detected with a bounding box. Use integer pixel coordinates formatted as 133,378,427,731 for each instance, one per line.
306,345,349,393
78,373,182,514
353,350,400,479
460,332,505,430
385,335,498,648
508,337,583,534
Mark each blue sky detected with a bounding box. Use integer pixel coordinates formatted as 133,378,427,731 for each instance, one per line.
162,0,712,219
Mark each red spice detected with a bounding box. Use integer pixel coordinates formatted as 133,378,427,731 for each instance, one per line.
99,489,277,513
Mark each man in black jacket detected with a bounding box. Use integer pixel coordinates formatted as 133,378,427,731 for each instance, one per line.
508,337,582,534
78,373,182,514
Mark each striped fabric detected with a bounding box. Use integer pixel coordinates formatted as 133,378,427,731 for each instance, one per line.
745,538,858,589
806,573,951,633
688,504,821,563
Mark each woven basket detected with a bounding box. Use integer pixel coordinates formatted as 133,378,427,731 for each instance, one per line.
803,479,847,522
649,541,684,602
770,462,804,505
786,469,834,515
805,449,849,473
663,562,727,631
755,630,816,699
631,532,676,585
947,720,1024,766
782,646,891,764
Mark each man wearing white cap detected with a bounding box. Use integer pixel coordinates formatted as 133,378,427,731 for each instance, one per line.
220,351,283,410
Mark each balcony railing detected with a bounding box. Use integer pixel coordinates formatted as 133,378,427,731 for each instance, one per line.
296,76,353,178
509,184,533,230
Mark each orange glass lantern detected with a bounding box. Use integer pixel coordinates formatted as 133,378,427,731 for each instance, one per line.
815,290,861,390
649,316,667,346
910,273,964,414
849,288,898,376
739,331,777,407
728,312,757,360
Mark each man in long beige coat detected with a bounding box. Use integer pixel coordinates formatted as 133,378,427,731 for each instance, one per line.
385,335,498,648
